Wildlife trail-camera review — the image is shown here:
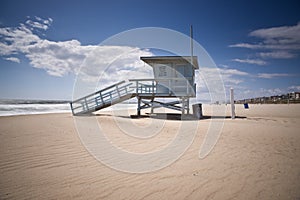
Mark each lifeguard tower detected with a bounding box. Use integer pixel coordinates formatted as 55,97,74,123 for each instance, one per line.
132,56,198,116
70,56,199,116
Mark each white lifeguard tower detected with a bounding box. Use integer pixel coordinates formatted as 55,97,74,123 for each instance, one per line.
70,55,199,116
131,56,199,116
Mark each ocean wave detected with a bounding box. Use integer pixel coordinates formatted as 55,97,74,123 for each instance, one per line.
0,99,69,105
0,103,71,116
0,99,140,116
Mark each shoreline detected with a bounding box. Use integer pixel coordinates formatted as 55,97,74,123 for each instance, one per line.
1,103,300,117
0,111,71,117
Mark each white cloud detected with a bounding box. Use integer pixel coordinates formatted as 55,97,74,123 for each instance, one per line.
232,58,267,65
25,16,52,30
0,17,153,79
25,39,96,76
218,64,229,68
288,85,300,91
200,66,297,100
257,73,291,79
229,43,262,49
0,23,40,56
258,88,283,96
230,22,300,50
219,68,249,76
4,57,20,63
219,68,249,86
196,66,249,94
249,22,300,44
80,46,153,86
196,66,251,102
229,42,300,50
258,51,296,59
26,20,48,30
229,22,300,62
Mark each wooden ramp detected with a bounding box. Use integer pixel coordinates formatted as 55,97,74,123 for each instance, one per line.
70,81,136,115
70,78,196,116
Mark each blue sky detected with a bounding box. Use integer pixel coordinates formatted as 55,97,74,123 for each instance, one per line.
0,0,300,100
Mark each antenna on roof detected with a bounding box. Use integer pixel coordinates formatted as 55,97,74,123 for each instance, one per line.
190,25,194,67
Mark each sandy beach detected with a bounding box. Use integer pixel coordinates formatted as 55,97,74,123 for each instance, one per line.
0,104,300,199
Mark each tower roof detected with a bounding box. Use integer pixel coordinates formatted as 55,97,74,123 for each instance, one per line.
140,56,199,69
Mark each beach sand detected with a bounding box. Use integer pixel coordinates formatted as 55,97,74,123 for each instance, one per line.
0,104,300,199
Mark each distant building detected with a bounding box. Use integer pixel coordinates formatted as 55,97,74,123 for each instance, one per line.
289,92,300,100
236,91,300,104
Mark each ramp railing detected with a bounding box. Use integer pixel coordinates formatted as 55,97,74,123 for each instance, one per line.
70,81,134,115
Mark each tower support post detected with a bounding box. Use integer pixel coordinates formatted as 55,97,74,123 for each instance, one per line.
137,96,141,117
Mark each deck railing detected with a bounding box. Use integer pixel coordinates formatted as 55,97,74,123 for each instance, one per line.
129,78,195,96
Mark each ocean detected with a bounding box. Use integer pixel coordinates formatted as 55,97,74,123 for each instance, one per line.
0,99,71,116
0,99,138,116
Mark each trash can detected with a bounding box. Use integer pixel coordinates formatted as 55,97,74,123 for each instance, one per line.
192,104,203,119
244,103,249,109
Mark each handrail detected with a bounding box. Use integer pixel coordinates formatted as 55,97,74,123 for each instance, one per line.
129,77,193,82
128,78,194,93
70,81,136,115
72,80,126,103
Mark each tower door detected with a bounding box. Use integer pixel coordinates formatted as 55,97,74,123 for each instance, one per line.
174,65,186,94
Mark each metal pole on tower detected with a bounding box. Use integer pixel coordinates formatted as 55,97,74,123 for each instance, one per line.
190,25,194,67
189,25,194,114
